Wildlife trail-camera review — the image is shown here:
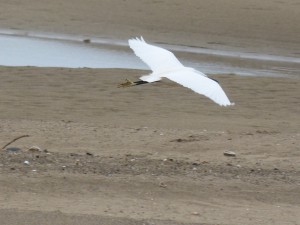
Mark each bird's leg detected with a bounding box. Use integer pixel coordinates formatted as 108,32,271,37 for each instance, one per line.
133,80,149,85
118,79,149,88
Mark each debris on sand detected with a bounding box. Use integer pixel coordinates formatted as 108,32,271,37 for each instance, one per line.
159,182,167,188
86,152,94,156
83,39,91,43
28,146,42,152
1,135,30,150
223,151,236,157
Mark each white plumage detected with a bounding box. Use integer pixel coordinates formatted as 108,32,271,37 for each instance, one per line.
128,37,234,106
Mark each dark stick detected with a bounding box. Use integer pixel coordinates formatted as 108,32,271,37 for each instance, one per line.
1,135,30,150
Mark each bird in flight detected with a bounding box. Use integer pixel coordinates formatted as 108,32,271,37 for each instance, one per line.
119,37,234,106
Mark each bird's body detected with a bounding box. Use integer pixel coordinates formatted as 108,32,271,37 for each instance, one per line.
123,37,234,106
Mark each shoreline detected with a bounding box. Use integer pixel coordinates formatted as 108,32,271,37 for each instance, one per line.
1,28,299,63
1,30,299,78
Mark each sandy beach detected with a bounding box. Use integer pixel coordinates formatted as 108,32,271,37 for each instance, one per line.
0,1,300,225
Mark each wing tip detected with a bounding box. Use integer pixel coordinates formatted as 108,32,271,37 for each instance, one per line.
128,36,146,44
221,102,235,107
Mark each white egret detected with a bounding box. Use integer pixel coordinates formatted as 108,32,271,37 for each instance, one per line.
119,37,234,106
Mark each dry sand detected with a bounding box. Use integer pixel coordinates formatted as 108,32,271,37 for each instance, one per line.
0,1,300,225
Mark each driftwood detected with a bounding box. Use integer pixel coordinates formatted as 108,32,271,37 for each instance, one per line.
1,135,30,150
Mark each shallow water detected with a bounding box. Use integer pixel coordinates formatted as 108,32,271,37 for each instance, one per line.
1,30,299,78
0,35,145,69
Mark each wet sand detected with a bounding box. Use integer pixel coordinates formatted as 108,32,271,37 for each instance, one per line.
0,1,300,225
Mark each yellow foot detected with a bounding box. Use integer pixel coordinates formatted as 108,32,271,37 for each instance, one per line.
118,79,135,88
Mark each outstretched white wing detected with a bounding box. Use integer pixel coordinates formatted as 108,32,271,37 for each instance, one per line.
128,37,234,106
165,69,233,106
129,37,184,73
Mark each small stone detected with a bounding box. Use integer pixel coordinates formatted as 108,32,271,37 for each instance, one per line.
86,152,93,156
83,39,91,43
24,160,30,165
28,146,41,152
159,182,167,188
224,151,236,157
191,212,200,216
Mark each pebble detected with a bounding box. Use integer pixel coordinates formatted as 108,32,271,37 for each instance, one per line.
159,182,167,188
24,160,30,165
224,151,236,157
83,39,91,43
28,146,41,152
